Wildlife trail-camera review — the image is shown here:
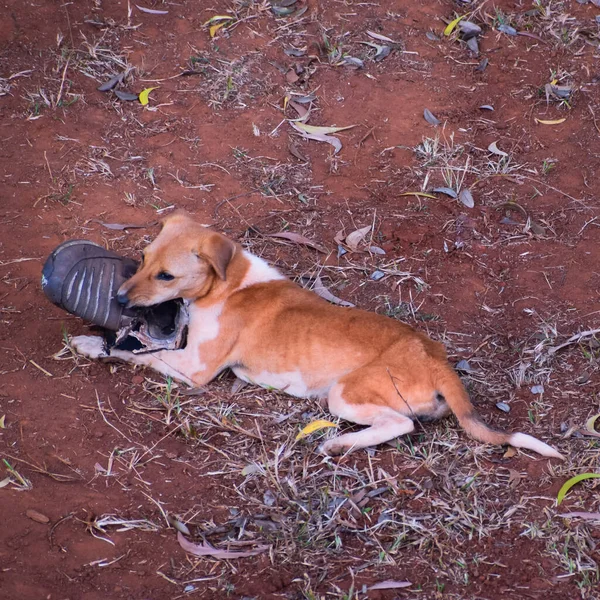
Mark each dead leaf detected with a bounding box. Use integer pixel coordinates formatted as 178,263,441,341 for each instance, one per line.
136,4,168,14
367,30,399,44
557,512,600,521
295,123,357,135
433,187,457,198
507,469,523,487
339,56,364,69
498,24,517,36
345,225,371,251
90,219,148,231
400,191,437,199
114,90,139,102
444,14,467,36
296,419,339,440
177,531,269,559
284,47,307,57
290,122,347,154
424,108,441,126
311,276,355,307
26,509,50,524
287,99,310,121
167,515,191,535
535,118,566,125
360,41,391,61
488,141,508,157
210,23,229,37
241,463,262,476
584,413,600,438
459,189,474,208
231,377,248,394
288,140,308,162
266,232,327,254
97,74,123,92
139,87,158,106
369,580,412,590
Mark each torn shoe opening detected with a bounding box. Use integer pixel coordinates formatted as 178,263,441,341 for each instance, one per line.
110,299,189,354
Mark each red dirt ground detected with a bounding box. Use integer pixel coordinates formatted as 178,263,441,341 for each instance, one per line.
1,1,600,599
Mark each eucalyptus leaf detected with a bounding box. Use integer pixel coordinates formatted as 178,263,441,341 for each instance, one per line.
459,188,474,208
424,108,441,126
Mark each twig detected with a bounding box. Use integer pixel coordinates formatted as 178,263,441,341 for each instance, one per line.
547,328,600,355
43,151,53,181
95,390,132,442
29,360,53,377
55,57,70,108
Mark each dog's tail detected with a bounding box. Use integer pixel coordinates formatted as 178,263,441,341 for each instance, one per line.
437,369,564,460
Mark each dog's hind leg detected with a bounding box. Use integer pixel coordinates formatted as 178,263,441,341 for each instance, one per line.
319,379,414,455
319,413,414,455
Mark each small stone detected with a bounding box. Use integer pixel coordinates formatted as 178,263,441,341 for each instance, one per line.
496,402,511,413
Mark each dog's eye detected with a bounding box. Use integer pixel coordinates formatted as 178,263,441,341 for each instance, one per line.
156,271,175,281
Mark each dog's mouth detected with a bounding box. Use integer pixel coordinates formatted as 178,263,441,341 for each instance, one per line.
110,298,189,354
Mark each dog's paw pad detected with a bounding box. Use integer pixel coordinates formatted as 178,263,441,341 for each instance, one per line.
319,439,345,456
70,335,107,359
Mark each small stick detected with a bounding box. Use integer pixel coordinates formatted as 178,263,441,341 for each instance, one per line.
548,328,600,355
43,151,53,181
29,360,53,377
55,58,70,109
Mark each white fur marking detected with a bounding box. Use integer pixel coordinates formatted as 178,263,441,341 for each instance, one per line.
239,252,285,290
233,368,329,399
509,432,564,460
189,302,223,344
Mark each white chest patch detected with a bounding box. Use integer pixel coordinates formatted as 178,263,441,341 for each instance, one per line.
188,302,223,345
239,252,285,289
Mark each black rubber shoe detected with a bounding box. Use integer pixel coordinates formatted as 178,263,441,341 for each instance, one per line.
42,240,187,353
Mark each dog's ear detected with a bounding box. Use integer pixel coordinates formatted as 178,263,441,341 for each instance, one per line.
196,232,236,280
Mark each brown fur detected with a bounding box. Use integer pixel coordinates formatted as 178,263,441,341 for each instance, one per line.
71,212,564,459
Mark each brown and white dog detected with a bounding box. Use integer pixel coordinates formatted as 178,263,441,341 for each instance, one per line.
71,212,563,459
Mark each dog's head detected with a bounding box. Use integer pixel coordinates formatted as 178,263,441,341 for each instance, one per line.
117,212,236,307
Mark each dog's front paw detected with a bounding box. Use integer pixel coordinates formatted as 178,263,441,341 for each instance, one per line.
70,335,108,359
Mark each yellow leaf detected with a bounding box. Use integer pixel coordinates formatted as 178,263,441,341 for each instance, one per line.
444,14,467,37
550,78,558,85
295,419,338,441
535,118,566,125
294,123,357,135
203,15,234,26
586,413,600,435
557,473,600,505
138,87,158,106
210,22,228,38
0,415,5,429
400,192,437,199
283,95,289,110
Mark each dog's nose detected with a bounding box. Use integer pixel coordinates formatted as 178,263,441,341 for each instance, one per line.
116,291,129,306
